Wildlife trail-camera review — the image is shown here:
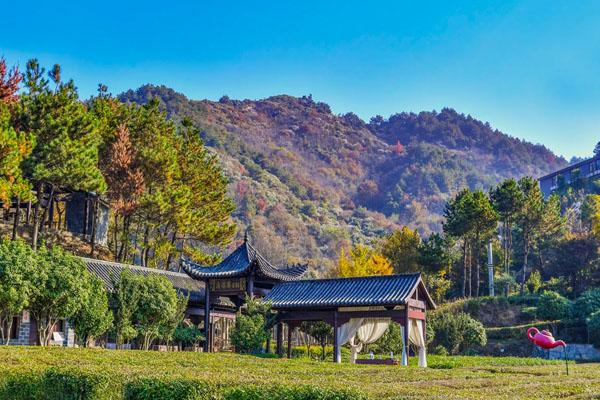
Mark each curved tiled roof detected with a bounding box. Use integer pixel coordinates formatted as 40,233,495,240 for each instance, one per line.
264,273,435,309
181,239,308,282
83,258,235,308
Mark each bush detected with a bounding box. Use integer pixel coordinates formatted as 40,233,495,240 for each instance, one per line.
525,271,542,294
429,312,486,355
124,378,216,400
291,345,350,361
0,372,43,400
230,314,270,353
588,311,600,348
224,385,369,400
42,368,115,400
536,291,570,320
572,289,600,321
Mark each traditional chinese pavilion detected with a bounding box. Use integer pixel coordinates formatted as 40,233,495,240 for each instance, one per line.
182,235,436,365
180,234,308,352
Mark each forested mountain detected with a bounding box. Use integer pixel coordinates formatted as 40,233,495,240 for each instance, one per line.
119,85,566,273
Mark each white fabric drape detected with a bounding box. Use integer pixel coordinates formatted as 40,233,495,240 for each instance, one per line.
408,319,427,368
348,318,391,363
400,325,408,366
336,318,363,363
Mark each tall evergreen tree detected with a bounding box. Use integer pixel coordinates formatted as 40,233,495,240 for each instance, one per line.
469,190,499,297
19,60,106,249
444,189,475,297
490,179,524,295
516,177,545,295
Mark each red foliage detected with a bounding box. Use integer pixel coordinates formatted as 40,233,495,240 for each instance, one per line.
0,58,22,104
105,124,145,216
256,197,267,212
236,181,249,198
394,140,405,155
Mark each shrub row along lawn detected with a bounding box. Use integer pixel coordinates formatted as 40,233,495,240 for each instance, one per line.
1,347,600,399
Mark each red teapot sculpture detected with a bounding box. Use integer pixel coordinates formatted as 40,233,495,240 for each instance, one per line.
527,327,566,350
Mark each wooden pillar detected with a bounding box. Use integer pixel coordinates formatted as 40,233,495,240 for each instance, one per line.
333,311,339,363
204,280,211,353
286,324,293,358
403,306,410,366
246,273,254,300
276,323,283,356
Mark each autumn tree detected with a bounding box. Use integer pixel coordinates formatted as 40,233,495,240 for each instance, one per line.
0,58,22,104
337,244,393,277
379,226,421,273
103,124,144,261
0,103,35,239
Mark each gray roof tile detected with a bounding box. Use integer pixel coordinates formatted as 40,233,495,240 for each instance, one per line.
264,273,434,309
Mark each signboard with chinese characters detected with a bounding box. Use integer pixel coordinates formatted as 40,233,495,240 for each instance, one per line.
22,310,30,323
210,277,247,293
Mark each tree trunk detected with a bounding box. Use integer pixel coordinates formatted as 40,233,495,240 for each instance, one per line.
90,198,98,257
0,315,10,345
39,185,55,236
141,224,150,267
165,230,178,270
467,242,472,298
25,200,32,225
461,241,467,297
520,242,529,295
12,198,21,240
475,234,480,297
31,183,44,250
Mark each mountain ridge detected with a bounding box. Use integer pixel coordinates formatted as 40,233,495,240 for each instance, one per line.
118,85,567,274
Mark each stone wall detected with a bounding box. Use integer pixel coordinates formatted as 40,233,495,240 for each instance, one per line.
533,344,600,361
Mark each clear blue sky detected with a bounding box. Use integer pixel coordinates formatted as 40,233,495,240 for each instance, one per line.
2,0,599,159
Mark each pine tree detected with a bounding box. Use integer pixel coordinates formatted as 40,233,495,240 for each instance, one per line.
516,177,545,295
19,60,106,249
490,179,524,295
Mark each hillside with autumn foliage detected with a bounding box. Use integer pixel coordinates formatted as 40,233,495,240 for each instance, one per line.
118,85,566,273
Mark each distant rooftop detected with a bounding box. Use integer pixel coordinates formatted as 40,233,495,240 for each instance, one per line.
83,258,235,308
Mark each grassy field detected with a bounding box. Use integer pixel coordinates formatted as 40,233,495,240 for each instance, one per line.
1,347,599,399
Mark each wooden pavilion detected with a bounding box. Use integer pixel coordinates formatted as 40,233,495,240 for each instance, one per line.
180,234,308,352
264,274,435,364
182,235,436,364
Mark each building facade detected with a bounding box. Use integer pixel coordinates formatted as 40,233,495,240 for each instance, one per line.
539,154,600,197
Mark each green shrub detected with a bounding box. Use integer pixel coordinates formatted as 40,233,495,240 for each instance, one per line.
230,314,270,353
0,372,43,400
224,385,369,400
525,270,542,294
291,345,350,361
572,289,600,321
537,291,570,320
124,378,216,400
429,312,486,354
42,368,115,400
587,310,600,348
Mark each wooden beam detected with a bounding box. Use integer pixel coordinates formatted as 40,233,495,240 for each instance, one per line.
408,309,426,320
407,299,426,310
278,309,407,325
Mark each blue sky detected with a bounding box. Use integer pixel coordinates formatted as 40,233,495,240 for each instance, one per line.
2,1,599,159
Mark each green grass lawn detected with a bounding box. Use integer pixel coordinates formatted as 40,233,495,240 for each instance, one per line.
1,347,599,399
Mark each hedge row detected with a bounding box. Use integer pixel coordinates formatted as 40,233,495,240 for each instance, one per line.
0,369,367,400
